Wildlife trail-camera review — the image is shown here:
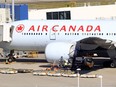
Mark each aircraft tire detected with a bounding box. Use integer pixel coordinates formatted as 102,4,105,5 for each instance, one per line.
7,58,13,63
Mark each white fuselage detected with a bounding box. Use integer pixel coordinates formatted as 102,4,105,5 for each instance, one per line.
3,20,116,52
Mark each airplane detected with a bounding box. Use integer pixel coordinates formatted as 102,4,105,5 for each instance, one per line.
0,20,116,70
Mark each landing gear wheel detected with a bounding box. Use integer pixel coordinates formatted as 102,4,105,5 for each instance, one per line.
8,58,13,63
7,50,16,63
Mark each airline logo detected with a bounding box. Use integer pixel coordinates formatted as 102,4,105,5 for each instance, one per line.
16,24,25,33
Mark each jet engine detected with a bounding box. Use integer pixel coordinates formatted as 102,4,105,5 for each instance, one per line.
45,42,75,64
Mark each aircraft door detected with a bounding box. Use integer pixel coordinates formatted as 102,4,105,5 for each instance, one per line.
49,28,56,40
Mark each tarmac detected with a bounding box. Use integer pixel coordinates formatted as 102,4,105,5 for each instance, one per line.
0,54,116,87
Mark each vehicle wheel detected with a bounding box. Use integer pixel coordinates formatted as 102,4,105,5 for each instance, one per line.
110,62,116,68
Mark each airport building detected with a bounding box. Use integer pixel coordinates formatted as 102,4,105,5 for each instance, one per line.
0,3,116,23
0,4,28,23
29,4,116,20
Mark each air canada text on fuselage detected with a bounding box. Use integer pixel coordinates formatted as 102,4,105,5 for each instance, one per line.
28,25,101,32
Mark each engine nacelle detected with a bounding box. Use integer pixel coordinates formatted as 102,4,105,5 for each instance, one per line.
45,42,75,64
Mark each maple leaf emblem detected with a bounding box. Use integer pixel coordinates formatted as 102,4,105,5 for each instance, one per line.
16,24,24,33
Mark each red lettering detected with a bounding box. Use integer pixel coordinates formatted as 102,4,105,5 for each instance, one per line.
94,25,101,32
29,25,35,31
28,24,101,33
42,25,48,32
69,25,76,32
37,25,40,31
60,25,66,32
52,25,58,32
86,25,93,32
78,25,84,32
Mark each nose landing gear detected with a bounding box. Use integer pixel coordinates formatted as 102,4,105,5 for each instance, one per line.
6,50,16,63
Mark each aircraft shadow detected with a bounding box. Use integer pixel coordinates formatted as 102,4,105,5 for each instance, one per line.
0,58,111,74
80,59,110,74
39,64,51,68
39,58,111,74
80,66,104,74
0,58,47,63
